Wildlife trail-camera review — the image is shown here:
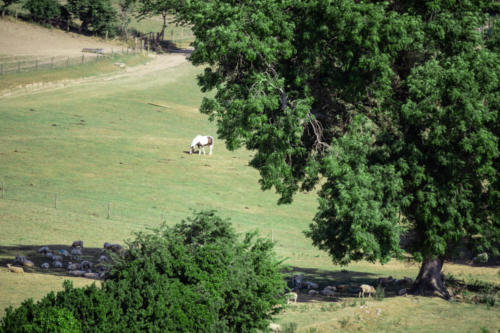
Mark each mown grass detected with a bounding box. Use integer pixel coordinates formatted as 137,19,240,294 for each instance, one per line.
0,56,498,331
0,53,151,91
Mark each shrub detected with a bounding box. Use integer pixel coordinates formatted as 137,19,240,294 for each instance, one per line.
1,211,286,332
24,0,61,25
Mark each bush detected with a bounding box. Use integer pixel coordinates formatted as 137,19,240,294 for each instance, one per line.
105,210,287,332
1,210,286,332
24,0,61,25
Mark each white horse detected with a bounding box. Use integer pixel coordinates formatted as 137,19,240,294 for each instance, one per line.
190,135,214,155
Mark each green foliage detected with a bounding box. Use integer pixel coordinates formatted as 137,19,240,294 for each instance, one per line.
23,0,60,24
375,286,385,301
0,0,20,16
105,210,286,332
67,0,117,35
1,211,286,332
176,0,500,271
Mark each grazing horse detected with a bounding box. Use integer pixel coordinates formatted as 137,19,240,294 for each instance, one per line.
190,135,214,155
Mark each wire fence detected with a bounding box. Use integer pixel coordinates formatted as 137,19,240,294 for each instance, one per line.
0,48,139,75
0,28,195,76
0,180,172,226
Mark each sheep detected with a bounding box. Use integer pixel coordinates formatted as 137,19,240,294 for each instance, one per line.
23,260,34,268
308,289,319,296
291,274,304,289
320,288,335,297
103,242,111,250
45,252,54,260
58,249,70,257
67,262,80,270
325,285,337,291
14,255,27,265
68,270,86,277
40,263,50,269
70,248,82,259
52,255,63,262
358,284,376,298
6,264,24,273
83,272,99,279
38,246,50,254
304,281,319,290
110,244,123,253
285,291,298,304
377,276,394,288
80,260,94,270
269,323,282,332
98,255,109,263
52,261,63,268
398,288,408,296
72,240,83,248
396,276,413,288
336,284,350,292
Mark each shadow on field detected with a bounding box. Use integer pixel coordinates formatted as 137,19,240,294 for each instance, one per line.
286,266,399,301
0,244,106,278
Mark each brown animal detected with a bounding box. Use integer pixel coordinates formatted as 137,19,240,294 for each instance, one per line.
22,260,34,268
7,264,24,273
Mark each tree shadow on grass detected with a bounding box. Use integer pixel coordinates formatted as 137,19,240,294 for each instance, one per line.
0,244,107,278
284,266,404,302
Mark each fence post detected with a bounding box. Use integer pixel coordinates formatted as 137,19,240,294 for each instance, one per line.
107,202,110,219
82,54,84,64
54,193,58,209
1,182,4,199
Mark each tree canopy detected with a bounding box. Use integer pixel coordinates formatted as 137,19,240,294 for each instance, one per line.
177,0,500,297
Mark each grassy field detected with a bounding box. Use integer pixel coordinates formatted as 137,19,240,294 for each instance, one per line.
0,54,499,332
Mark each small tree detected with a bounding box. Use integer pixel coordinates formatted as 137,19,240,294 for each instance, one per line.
24,0,60,25
118,0,136,40
136,0,182,41
105,210,286,332
0,0,20,17
67,0,117,36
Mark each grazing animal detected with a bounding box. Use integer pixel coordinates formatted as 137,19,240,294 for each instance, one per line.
103,242,111,250
70,248,82,259
336,284,350,292
377,276,394,287
80,260,93,270
305,281,319,289
320,288,335,297
110,243,123,253
72,240,83,248
58,249,70,257
269,323,282,332
67,262,80,270
359,284,376,298
189,135,214,155
285,291,298,304
52,261,63,268
6,264,23,273
38,246,50,254
308,289,319,296
14,255,27,265
40,263,50,269
23,260,34,268
68,270,86,277
83,272,99,279
98,255,109,262
45,252,54,259
291,274,304,289
52,255,63,262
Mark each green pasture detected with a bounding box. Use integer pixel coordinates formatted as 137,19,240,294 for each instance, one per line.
0,57,498,332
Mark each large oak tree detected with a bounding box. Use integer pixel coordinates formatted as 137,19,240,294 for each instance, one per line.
177,0,500,298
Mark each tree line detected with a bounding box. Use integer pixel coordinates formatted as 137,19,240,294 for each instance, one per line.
0,0,180,40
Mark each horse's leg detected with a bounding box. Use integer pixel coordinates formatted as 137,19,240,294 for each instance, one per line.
209,145,212,155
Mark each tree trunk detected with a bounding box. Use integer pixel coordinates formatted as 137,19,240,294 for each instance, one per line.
160,11,167,42
410,257,450,299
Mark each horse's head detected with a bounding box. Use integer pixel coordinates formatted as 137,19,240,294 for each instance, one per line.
189,146,194,154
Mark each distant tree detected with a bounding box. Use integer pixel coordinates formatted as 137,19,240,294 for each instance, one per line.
118,0,136,40
176,0,500,299
24,0,60,25
67,0,117,36
136,0,181,41
0,0,20,17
